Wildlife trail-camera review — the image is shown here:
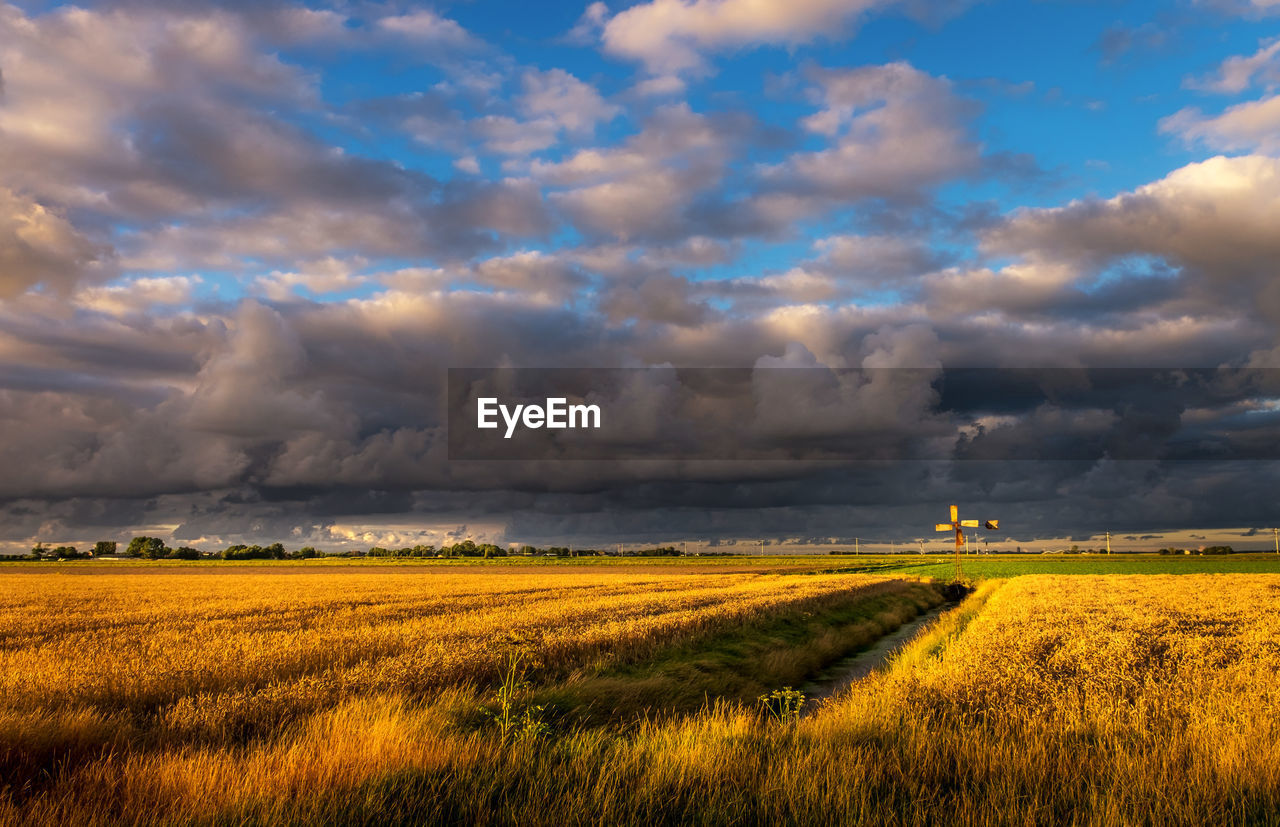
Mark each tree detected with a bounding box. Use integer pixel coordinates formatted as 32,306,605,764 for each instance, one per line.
139,537,169,559
93,541,117,557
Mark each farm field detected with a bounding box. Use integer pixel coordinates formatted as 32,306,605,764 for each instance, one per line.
8,551,1280,579
867,552,1280,579
0,566,941,825
3,567,1279,825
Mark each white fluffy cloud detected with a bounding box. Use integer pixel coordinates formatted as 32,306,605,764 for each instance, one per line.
519,68,619,133
763,63,981,202
1187,38,1280,93
534,104,738,239
972,155,1280,334
376,10,476,46
987,154,1280,275
75,275,202,315
1161,95,1280,152
598,0,888,74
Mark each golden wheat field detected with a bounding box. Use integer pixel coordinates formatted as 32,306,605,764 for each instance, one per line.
0,565,940,825
2,569,1279,825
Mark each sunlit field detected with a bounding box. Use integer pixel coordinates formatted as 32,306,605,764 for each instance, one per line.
0,566,941,825
3,568,1278,825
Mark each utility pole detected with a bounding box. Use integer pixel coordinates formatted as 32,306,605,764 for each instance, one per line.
1273,527,1278,555
759,538,765,556
916,538,925,555
1106,531,1112,555
855,537,860,555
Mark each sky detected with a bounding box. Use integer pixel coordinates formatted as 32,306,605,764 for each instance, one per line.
3,0,1280,553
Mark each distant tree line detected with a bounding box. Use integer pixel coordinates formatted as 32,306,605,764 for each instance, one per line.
368,540,507,558
221,543,320,560
617,546,683,557
26,543,95,560
15,538,300,561
7,539,1257,562
11,539,702,561
1157,545,1234,555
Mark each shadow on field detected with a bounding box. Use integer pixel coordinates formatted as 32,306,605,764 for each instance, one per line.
473,579,953,731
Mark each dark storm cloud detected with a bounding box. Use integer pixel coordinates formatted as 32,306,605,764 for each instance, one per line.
4,261,1278,550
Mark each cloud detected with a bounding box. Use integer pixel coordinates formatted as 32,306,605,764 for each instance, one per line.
707,233,945,306
182,300,348,440
985,155,1280,283
471,250,586,298
956,154,1280,360
813,234,946,286
471,115,563,154
120,175,553,271
0,188,115,297
748,269,843,303
567,1,610,43
0,5,315,202
1194,0,1280,16
1091,21,1176,65
760,63,981,205
0,4,552,282
252,258,367,301
75,275,203,315
534,103,746,240
376,10,476,47
379,69,616,158
1,272,1276,551
1161,95,1280,152
1186,38,1280,93
519,68,619,133
631,75,687,97
598,0,889,75
599,272,711,325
